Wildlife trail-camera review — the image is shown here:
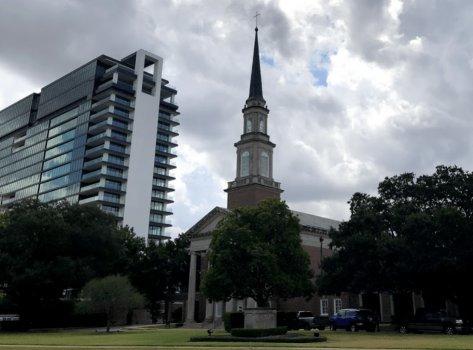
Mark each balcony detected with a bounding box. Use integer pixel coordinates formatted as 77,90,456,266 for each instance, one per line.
80,182,101,193
78,195,99,205
95,79,135,95
82,169,102,182
83,156,104,170
159,113,180,125
87,132,107,145
85,144,106,157
89,119,131,135
155,146,177,158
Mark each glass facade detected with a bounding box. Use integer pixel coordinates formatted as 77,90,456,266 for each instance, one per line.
0,50,179,241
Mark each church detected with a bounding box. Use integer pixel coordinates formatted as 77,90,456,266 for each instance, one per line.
184,26,400,326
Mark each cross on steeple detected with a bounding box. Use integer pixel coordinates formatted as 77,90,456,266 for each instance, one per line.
254,12,260,29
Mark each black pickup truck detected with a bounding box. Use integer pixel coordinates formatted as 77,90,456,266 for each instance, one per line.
398,309,470,335
290,311,330,330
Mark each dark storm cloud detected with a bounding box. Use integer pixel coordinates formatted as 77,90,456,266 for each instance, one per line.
2,0,473,228
0,0,156,84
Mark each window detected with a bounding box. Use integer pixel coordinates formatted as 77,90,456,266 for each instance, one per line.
105,167,123,177
152,190,165,198
107,155,124,165
111,131,127,142
48,118,77,138
320,299,329,316
46,129,76,148
102,205,119,215
43,152,73,170
334,298,342,314
109,143,126,153
150,213,163,223
148,226,162,235
240,151,250,177
150,201,164,211
155,156,168,164
153,178,167,187
114,107,129,118
39,174,70,193
105,180,121,191
41,163,71,181
114,95,131,106
49,107,79,127
154,167,167,175
44,140,74,159
246,118,252,133
260,151,269,177
259,118,265,132
103,192,120,203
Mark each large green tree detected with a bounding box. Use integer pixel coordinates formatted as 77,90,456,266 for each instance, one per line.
202,199,314,307
317,166,473,318
0,199,144,325
129,233,190,323
76,275,144,332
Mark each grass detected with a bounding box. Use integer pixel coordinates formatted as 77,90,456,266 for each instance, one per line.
0,327,473,349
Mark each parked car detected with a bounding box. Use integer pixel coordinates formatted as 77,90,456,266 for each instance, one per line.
398,309,469,335
289,311,330,330
330,309,379,332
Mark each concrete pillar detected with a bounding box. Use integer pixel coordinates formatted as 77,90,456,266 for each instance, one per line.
186,251,197,323
379,293,384,322
205,299,214,323
247,298,257,308
226,298,237,312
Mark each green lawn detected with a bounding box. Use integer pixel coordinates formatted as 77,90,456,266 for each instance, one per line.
0,328,473,349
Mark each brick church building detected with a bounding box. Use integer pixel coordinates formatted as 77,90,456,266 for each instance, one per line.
184,26,414,326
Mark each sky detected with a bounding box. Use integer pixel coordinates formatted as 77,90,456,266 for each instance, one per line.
2,0,473,237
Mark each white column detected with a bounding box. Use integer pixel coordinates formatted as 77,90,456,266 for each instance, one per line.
379,293,384,322
122,50,163,239
226,299,236,312
186,252,197,323
205,300,214,323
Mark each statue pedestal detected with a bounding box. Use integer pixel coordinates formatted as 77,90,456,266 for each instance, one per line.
243,308,277,329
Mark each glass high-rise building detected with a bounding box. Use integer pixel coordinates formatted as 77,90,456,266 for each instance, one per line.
0,50,179,241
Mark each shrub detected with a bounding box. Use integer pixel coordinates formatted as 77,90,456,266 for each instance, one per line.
277,311,297,328
223,311,244,332
230,326,287,337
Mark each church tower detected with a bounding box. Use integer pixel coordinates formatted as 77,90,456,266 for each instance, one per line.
225,26,283,209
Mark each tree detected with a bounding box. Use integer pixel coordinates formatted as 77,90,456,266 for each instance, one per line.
76,275,144,332
202,199,314,307
317,166,473,318
0,199,144,325
129,233,190,323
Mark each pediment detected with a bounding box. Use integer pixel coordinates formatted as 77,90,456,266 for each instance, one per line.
186,206,229,237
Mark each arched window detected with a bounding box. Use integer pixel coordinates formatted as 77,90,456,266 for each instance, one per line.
260,151,269,177
240,151,250,177
246,118,252,133
259,118,265,133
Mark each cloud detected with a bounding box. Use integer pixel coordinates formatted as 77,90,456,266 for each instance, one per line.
2,0,473,234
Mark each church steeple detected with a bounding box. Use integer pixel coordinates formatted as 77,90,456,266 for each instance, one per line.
248,27,264,103
225,25,283,210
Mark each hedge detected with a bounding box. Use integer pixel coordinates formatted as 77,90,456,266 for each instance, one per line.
230,326,287,337
223,312,244,332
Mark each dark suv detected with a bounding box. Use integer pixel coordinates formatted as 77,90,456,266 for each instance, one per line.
330,309,379,332
398,309,469,335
